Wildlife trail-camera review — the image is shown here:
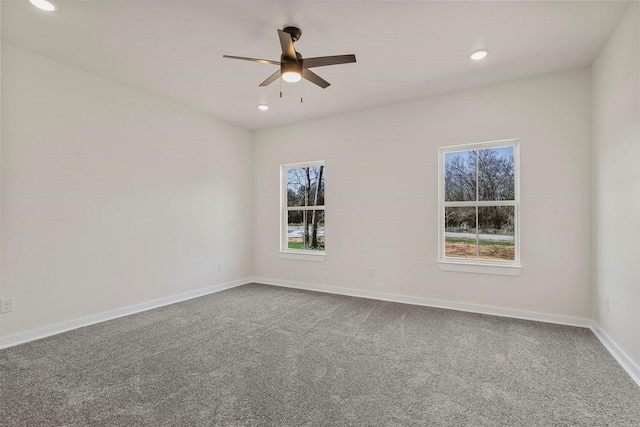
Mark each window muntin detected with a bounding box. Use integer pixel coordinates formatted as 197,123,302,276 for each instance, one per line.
281,162,325,255
439,140,520,268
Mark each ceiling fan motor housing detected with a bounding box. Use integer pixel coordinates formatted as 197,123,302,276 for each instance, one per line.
282,62,302,74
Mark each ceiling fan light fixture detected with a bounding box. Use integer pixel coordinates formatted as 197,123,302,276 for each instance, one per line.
28,0,58,12
257,104,269,111
282,71,302,83
470,50,488,61
281,62,302,83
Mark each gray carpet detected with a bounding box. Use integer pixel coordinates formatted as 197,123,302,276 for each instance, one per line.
1,283,639,426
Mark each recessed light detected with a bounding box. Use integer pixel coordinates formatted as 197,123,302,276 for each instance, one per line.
257,104,269,111
28,0,58,12
470,50,488,61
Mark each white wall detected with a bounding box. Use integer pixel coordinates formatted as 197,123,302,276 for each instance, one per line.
0,44,253,338
592,2,640,366
253,68,592,319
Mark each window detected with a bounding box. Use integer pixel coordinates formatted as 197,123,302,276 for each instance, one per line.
438,139,521,276
280,161,325,261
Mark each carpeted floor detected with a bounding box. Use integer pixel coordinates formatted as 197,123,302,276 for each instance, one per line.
1,283,639,426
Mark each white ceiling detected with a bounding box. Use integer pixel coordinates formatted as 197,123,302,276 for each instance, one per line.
1,0,631,130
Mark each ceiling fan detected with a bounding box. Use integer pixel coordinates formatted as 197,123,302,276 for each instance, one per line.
223,26,356,89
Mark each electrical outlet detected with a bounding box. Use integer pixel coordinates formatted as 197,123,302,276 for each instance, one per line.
368,269,375,278
0,298,13,314
217,262,223,272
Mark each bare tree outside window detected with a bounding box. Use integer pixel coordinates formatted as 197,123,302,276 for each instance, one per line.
285,164,325,251
443,145,517,262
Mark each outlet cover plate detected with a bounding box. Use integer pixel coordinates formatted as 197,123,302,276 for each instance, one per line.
0,298,13,313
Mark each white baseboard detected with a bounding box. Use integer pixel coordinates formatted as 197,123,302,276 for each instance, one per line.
0,278,251,349
591,323,640,387
251,277,592,328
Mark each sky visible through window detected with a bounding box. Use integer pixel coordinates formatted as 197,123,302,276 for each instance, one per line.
445,146,513,164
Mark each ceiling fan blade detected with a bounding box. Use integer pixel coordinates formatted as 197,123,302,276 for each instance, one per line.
302,54,356,69
302,69,330,89
277,30,298,62
259,70,282,87
223,55,281,66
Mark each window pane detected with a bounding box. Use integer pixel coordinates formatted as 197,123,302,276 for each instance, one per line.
287,166,325,207
444,206,477,258
478,146,514,201
478,206,515,261
444,150,476,201
287,210,325,251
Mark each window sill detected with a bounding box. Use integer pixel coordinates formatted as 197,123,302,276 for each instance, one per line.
437,260,522,276
279,251,325,262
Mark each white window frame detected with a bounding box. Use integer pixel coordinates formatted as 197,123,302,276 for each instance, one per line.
437,139,522,276
279,161,326,262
